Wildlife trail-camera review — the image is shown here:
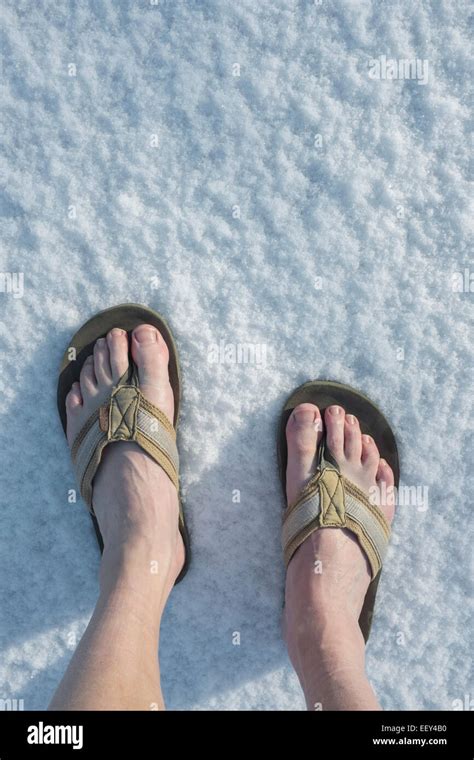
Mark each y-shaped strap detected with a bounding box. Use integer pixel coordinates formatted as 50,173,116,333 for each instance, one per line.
70,366,179,513
282,437,391,579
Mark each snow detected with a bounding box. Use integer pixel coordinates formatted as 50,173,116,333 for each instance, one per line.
0,0,472,710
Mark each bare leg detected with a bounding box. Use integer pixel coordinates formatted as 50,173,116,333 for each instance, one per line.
49,325,184,710
283,404,396,710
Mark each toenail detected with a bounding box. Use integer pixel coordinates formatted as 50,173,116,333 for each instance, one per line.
363,434,372,443
107,327,127,340
346,414,356,424
96,337,105,346
292,407,314,423
329,405,341,415
134,325,157,343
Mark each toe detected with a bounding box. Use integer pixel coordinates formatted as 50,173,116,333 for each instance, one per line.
376,458,396,523
65,382,84,446
93,337,112,386
344,413,362,461
66,381,82,410
324,405,345,459
106,328,129,383
79,355,98,399
376,458,394,488
285,404,322,506
131,324,174,421
131,325,169,385
361,434,380,475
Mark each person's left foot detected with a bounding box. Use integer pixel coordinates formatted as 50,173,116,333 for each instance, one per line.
65,325,185,601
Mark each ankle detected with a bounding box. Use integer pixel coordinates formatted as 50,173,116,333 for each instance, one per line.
93,464,180,550
98,531,180,605
285,608,367,693
285,604,365,654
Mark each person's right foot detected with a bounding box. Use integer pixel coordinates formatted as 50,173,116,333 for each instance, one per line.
283,403,395,707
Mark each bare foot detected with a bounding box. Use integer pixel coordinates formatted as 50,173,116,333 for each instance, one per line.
283,403,395,709
65,325,185,606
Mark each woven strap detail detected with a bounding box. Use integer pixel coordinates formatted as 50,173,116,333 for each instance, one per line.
282,466,391,579
71,383,179,512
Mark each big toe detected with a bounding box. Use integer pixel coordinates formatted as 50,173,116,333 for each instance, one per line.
131,324,174,423
285,404,323,506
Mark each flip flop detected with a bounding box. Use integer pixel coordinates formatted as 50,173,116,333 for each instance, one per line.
277,380,399,642
57,303,190,583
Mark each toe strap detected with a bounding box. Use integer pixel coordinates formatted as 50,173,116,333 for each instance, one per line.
282,443,391,579
71,371,179,512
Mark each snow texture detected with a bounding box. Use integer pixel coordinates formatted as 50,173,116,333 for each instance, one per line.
0,0,472,710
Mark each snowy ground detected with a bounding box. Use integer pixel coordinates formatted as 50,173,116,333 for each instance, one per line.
0,0,472,711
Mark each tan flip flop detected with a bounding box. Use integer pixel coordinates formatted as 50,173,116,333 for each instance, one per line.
277,380,399,641
57,303,190,583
